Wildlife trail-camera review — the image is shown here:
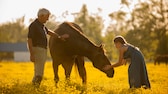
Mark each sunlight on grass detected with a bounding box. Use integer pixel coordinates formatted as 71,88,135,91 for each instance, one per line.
0,61,168,94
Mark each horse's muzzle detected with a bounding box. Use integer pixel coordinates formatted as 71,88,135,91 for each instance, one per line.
106,68,114,78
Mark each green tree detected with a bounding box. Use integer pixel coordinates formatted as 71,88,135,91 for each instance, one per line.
0,16,27,43
125,0,168,57
108,10,127,35
107,0,168,59
103,28,117,61
74,4,104,45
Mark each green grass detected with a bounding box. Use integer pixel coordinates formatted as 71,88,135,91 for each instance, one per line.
0,61,168,94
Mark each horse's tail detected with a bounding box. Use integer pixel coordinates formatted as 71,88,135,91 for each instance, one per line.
74,56,87,84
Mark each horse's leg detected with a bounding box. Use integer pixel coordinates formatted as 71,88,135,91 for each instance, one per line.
75,56,87,84
158,61,160,65
154,61,156,65
62,59,74,81
165,60,167,65
52,60,59,85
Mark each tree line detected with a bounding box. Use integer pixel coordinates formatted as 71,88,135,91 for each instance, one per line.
0,0,167,61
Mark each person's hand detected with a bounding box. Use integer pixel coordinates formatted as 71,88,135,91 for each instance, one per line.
30,54,35,62
61,34,69,39
122,59,127,65
103,65,112,71
60,34,69,41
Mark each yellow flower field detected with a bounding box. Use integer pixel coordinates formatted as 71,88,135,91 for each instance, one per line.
0,61,168,94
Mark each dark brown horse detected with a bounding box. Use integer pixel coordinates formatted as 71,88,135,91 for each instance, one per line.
154,55,168,65
49,22,114,85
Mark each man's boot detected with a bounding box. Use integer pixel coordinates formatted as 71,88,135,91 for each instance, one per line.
32,75,42,88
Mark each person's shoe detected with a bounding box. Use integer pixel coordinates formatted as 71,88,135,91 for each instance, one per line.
142,85,151,89
32,76,42,88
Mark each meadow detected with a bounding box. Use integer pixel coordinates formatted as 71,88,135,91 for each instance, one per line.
0,61,167,94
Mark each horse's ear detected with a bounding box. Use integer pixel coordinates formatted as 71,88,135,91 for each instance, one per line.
99,44,105,48
98,44,106,53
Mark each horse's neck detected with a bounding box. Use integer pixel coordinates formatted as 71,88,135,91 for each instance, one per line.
60,22,99,59
79,45,98,61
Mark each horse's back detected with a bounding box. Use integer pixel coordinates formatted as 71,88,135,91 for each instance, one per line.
49,22,85,61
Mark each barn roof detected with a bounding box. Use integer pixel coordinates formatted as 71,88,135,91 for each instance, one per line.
0,43,28,52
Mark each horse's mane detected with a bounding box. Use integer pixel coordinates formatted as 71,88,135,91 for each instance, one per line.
62,22,97,47
65,22,106,53
54,22,106,54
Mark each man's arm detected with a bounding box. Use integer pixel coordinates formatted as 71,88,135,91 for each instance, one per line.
47,29,69,40
27,38,35,62
47,29,60,38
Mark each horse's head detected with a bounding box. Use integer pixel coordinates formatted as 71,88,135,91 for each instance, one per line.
91,45,114,78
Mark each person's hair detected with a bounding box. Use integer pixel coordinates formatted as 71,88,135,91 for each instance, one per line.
37,8,51,17
113,35,127,44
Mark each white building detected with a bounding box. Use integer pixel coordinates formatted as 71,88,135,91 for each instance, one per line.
0,43,29,62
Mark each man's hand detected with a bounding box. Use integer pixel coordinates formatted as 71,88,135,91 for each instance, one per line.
122,59,127,65
60,34,69,41
30,54,35,62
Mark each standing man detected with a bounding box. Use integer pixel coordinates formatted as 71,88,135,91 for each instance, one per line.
27,8,69,86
